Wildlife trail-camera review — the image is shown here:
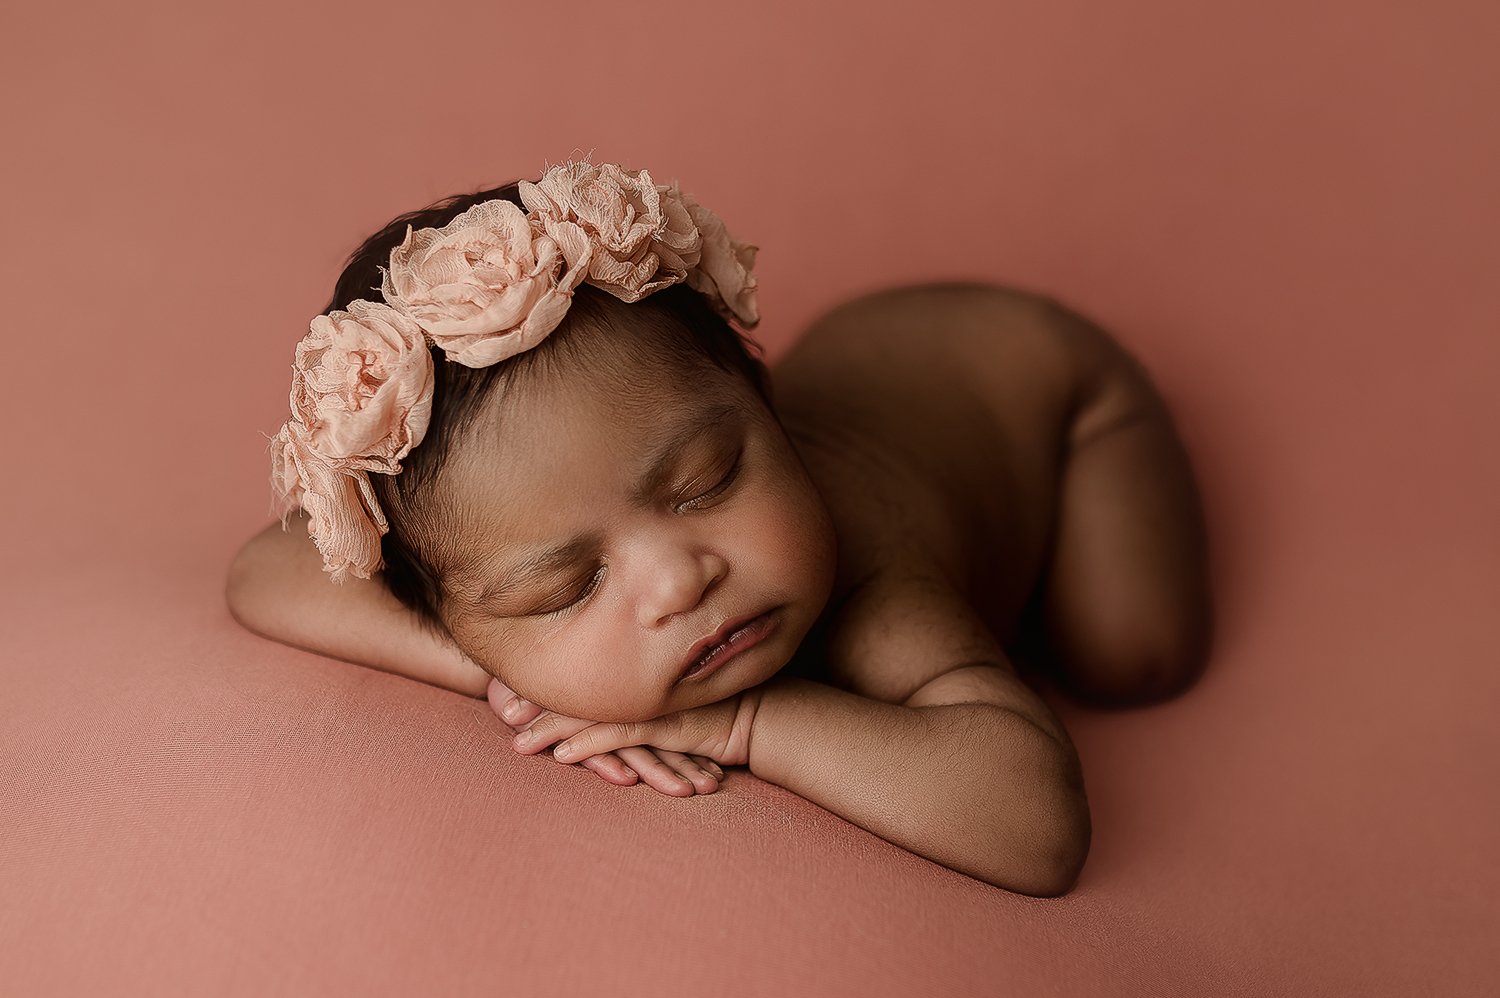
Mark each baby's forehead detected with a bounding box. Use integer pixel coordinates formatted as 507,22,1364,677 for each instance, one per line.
494,354,763,439
441,387,760,524
502,351,726,421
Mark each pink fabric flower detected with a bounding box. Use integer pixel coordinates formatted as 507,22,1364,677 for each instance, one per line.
379,198,589,368
269,421,388,584
678,188,760,329
520,160,699,303
269,299,434,582
290,300,434,471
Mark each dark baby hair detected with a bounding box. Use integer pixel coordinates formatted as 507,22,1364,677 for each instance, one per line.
322,180,774,641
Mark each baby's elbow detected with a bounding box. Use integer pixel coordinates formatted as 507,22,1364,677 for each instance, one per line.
1011,804,1091,897
992,740,1092,897
224,526,285,635
225,546,255,626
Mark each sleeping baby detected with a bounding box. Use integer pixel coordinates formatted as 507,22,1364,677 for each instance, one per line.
226,157,1214,897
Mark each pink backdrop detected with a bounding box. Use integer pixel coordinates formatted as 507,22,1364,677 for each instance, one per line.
2,1,1496,994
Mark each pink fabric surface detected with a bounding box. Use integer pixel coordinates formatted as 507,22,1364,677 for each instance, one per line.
2,1,1495,994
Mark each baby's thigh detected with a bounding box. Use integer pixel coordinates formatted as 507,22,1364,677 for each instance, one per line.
1032,298,1180,443
1012,303,1216,703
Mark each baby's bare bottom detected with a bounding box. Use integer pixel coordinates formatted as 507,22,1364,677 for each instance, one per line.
1007,303,1215,706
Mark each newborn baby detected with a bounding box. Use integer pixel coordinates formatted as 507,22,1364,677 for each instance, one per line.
227,163,1213,897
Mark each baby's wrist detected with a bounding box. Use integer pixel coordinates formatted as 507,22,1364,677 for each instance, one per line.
739,675,796,764
724,687,762,766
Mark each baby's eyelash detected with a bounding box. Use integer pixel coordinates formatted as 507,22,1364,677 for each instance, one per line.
679,453,743,511
545,566,605,616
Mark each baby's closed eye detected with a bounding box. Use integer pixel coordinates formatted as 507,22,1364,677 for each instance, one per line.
540,567,607,616
677,448,743,510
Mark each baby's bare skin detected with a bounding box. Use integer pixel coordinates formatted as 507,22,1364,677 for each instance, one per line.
229,281,1212,813
761,282,1212,708
493,281,1212,790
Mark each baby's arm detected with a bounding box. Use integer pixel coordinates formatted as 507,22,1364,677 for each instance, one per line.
521,652,1088,894
225,512,491,698
747,671,1087,896
749,577,1090,896
225,513,723,795
521,615,1091,893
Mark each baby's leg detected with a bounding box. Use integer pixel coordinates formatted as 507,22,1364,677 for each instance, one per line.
1011,303,1215,706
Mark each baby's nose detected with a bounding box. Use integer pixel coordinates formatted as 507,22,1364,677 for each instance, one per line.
634,551,728,628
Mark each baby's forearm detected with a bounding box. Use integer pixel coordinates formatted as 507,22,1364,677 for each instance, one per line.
226,515,492,699
747,677,1089,896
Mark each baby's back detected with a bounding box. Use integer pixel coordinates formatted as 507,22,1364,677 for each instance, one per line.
770,282,1085,695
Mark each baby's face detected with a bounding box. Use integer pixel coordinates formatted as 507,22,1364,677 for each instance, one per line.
435,360,838,723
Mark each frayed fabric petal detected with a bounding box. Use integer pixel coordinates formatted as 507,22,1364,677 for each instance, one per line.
269,420,388,582
680,191,759,329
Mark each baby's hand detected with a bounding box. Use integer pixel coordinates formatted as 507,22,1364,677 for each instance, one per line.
486,678,723,796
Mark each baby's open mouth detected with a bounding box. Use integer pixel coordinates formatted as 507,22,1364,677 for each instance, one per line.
677,609,778,682
684,640,732,676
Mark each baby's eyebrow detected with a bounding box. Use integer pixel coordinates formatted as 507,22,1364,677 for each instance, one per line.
482,535,603,604
627,398,748,507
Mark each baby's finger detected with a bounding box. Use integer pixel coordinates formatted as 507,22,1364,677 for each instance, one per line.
486,679,544,727
653,749,720,795
486,677,516,714
511,713,594,755
690,755,726,780
496,695,542,727
614,746,697,797
579,752,640,786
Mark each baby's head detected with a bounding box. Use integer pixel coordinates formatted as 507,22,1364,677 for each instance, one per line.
315,178,837,722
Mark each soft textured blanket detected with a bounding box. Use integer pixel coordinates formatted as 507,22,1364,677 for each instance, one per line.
2,1,1494,994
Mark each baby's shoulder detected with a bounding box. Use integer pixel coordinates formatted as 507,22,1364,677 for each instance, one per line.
784,562,1012,707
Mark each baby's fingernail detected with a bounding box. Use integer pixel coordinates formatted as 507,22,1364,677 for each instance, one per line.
502,699,522,721
513,731,534,748
553,744,575,762
620,766,637,778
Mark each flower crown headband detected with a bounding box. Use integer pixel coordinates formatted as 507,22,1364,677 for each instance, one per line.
267,158,761,584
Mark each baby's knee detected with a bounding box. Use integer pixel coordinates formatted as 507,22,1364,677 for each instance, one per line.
1075,658,1201,707
1065,616,1214,707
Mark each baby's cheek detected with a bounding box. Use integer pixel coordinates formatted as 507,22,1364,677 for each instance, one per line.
782,495,838,604
447,616,516,685
764,483,834,567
